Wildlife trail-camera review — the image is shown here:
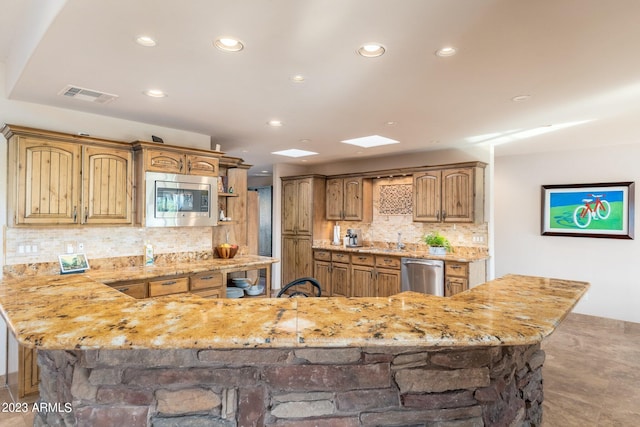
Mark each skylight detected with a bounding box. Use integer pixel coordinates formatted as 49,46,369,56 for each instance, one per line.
341,135,399,148
271,149,318,158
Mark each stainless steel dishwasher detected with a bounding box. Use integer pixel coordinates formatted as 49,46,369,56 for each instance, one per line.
400,258,444,296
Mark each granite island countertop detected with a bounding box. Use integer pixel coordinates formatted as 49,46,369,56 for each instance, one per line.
0,266,588,350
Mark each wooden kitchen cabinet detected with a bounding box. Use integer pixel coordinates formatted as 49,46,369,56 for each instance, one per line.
281,234,313,287
109,280,147,299
413,163,485,224
326,176,372,221
3,125,134,226
190,271,224,298
281,175,327,287
444,260,487,297
148,276,190,297
82,145,133,224
331,261,350,297
313,251,332,297
352,254,401,297
142,148,219,177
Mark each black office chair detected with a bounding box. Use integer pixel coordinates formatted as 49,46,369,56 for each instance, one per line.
277,277,322,298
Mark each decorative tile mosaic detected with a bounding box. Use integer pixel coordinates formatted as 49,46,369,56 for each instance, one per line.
378,184,413,215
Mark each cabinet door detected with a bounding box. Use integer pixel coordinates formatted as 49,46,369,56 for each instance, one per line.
326,178,344,220
145,149,186,173
18,137,81,224
281,235,298,286
18,345,39,397
281,180,298,234
441,168,474,222
352,265,375,297
413,171,441,222
445,277,468,297
296,236,313,278
343,177,363,220
331,262,350,297
314,260,332,297
295,178,313,235
83,146,133,224
376,268,401,297
187,154,219,177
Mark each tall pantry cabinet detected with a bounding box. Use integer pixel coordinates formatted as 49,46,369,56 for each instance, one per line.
281,175,328,287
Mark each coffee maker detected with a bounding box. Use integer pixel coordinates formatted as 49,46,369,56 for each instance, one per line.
346,228,362,247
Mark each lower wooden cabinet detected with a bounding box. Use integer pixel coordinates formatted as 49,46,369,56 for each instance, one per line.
445,260,486,297
313,250,401,297
190,271,224,299
109,280,147,299
148,276,189,297
7,331,39,400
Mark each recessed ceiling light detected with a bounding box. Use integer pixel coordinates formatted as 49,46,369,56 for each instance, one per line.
357,43,386,58
512,95,532,102
299,138,311,143
214,37,244,52
136,36,157,47
290,74,305,83
144,89,167,98
267,120,283,127
435,46,457,57
385,121,397,126
341,135,399,148
271,149,318,158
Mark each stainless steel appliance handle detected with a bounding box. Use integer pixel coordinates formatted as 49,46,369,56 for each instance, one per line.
402,259,443,267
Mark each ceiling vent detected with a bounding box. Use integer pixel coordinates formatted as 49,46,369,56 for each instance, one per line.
58,85,118,104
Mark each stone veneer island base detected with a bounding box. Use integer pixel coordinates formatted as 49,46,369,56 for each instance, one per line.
38,344,544,427
0,273,588,426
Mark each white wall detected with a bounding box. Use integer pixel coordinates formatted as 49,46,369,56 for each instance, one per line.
495,143,640,323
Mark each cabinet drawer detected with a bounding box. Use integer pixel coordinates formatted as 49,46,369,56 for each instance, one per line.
111,282,147,299
190,271,223,290
352,253,375,266
314,250,332,261
191,288,223,299
445,262,468,277
375,256,401,269
331,252,350,263
148,276,189,297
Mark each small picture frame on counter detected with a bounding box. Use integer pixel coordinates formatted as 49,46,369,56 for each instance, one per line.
58,253,90,274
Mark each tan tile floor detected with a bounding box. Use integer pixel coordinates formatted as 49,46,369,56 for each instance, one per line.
0,312,637,426
542,313,640,426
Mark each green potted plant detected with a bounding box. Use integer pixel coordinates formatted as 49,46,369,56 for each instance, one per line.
422,231,452,256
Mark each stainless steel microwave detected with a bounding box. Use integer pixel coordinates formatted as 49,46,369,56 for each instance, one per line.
145,171,218,227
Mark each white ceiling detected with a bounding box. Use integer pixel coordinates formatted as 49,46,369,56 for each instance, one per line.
3,0,640,176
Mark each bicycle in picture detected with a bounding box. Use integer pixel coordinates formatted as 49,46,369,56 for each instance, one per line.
573,193,610,228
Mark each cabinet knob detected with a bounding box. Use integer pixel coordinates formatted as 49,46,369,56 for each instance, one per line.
161,281,177,286
73,206,77,223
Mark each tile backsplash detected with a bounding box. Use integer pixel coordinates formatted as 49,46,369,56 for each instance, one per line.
4,226,214,266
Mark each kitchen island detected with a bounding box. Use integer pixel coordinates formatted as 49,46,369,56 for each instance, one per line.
0,272,588,426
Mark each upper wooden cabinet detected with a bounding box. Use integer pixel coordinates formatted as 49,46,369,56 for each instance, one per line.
282,176,322,235
326,177,372,221
143,148,218,177
3,125,134,226
82,145,133,224
413,164,485,223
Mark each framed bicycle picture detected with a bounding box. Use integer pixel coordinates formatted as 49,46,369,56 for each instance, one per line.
541,182,634,239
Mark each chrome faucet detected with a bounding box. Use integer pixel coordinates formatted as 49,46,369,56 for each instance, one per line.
396,232,405,250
